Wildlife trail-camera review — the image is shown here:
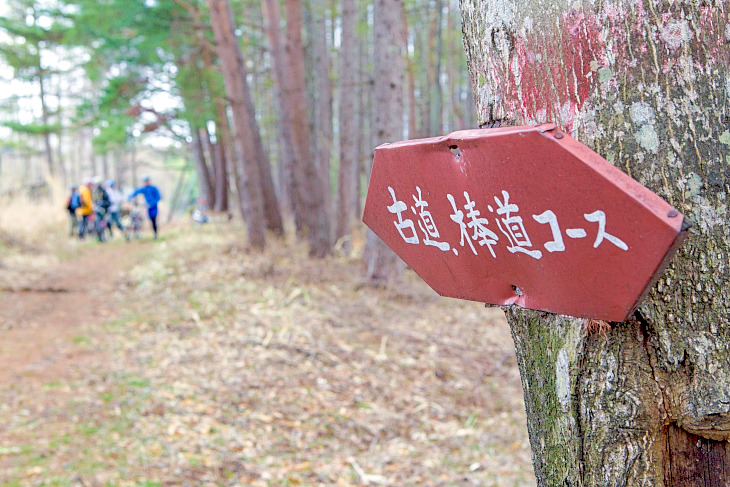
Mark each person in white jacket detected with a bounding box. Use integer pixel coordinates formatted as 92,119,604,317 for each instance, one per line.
105,179,125,237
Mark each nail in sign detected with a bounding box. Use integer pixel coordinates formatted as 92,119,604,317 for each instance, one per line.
362,124,690,321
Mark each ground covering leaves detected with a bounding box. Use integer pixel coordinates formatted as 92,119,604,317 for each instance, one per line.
0,224,535,486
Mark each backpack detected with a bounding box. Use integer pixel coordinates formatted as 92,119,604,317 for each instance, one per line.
95,187,111,209
68,192,81,211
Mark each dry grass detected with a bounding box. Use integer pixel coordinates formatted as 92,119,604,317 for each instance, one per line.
0,219,535,486
0,180,67,245
0,181,70,290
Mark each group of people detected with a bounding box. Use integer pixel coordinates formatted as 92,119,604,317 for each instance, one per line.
65,175,161,242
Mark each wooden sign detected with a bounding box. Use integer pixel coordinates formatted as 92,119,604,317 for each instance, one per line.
362,124,690,321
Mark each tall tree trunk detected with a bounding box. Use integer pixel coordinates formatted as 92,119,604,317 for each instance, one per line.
355,9,370,221
192,128,215,208
309,0,334,220
203,125,219,210
113,150,121,186
213,133,229,212
73,129,83,184
460,0,730,484
214,110,234,212
403,2,417,138
90,152,97,181
102,152,109,181
335,0,359,246
261,0,298,227
283,0,332,257
202,124,228,212
55,80,67,183
428,0,443,135
445,3,459,131
415,10,430,138
37,70,55,179
129,142,137,189
207,0,273,248
241,34,284,235
248,87,284,234
115,141,126,189
364,0,405,281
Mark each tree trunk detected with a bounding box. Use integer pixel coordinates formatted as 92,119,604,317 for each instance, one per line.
248,80,285,236
283,0,332,257
213,132,229,212
308,0,334,221
415,8,430,138
129,142,137,189
428,0,443,135
460,0,730,484
207,0,271,249
261,0,298,226
403,2,417,139
37,69,55,179
73,128,84,183
445,3,459,131
115,141,127,190
102,152,109,181
55,80,67,184
363,0,405,281
335,0,359,247
202,124,229,212
355,11,370,221
192,128,215,208
203,125,219,210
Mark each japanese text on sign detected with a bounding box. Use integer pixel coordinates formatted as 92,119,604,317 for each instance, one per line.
387,185,629,259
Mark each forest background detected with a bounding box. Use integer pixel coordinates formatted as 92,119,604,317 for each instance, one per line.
0,0,477,261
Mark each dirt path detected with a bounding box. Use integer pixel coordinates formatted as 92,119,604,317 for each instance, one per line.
0,229,536,485
0,241,148,385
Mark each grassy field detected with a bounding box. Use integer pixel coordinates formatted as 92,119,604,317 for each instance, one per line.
0,200,535,486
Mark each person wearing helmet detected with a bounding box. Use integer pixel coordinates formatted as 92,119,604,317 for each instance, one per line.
128,174,162,239
77,178,95,239
91,176,111,242
105,179,124,237
65,184,81,237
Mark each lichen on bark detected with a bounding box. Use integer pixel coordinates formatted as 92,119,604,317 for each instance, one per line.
460,0,730,484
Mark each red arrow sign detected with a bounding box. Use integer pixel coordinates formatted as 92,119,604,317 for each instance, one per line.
363,124,690,321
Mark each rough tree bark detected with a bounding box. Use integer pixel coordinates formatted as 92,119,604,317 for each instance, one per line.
363,0,406,280
428,0,444,135
403,4,417,139
460,0,729,485
37,69,56,179
261,0,297,224
207,0,269,248
192,128,215,208
335,0,359,247
202,124,229,213
355,0,370,221
282,0,332,257
308,0,334,221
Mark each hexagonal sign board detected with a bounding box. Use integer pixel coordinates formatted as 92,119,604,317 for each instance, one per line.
362,124,690,321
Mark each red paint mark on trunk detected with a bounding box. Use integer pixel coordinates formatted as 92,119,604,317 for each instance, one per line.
506,10,605,130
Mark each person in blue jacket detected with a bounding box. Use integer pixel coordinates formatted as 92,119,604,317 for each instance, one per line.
128,174,162,239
